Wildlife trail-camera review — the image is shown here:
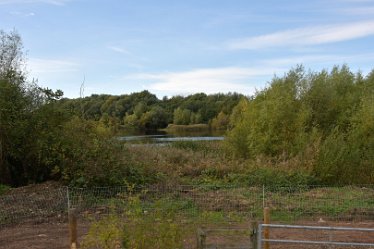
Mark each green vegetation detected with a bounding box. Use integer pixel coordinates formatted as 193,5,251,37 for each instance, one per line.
0,30,237,187
1,30,374,188
164,123,210,132
0,30,66,186
226,65,374,185
81,195,188,249
57,89,243,131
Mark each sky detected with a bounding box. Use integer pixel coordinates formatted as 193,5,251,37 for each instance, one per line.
1,0,374,99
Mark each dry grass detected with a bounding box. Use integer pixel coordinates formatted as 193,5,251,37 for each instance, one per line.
124,140,318,187
126,142,248,181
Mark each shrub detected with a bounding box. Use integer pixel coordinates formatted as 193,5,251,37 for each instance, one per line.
81,196,185,249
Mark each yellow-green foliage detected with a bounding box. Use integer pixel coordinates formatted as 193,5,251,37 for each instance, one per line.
210,111,230,130
226,65,374,184
81,196,184,249
81,214,125,249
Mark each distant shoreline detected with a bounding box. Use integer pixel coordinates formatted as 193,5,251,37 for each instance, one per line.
161,123,210,132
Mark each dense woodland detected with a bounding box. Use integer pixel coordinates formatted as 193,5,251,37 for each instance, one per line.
57,90,243,131
1,30,374,187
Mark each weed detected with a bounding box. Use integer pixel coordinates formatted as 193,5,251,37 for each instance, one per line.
0,184,10,195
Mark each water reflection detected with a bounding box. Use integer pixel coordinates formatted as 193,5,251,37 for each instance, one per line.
118,134,224,143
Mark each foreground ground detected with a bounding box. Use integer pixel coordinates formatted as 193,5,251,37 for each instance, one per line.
0,222,88,249
1,220,374,249
1,181,374,248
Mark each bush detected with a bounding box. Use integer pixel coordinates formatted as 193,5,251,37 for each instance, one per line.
60,117,147,187
81,196,185,249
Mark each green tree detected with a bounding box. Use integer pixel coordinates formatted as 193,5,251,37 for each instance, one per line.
0,30,67,185
210,111,229,130
139,106,168,129
173,107,191,125
0,30,29,185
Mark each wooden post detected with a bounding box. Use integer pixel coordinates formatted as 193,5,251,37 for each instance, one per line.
69,208,78,249
264,207,270,249
114,239,121,249
197,228,206,249
249,221,258,249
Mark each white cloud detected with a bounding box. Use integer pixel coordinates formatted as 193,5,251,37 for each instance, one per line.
107,46,131,55
228,20,374,50
28,58,80,73
0,0,69,5
125,67,283,96
9,11,35,17
261,53,374,67
261,55,344,67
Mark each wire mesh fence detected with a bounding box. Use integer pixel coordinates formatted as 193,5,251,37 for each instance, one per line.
1,184,374,227
264,185,374,223
0,186,67,226
67,185,262,223
1,184,374,249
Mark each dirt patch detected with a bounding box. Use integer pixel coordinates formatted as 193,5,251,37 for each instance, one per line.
0,222,89,249
4,181,63,195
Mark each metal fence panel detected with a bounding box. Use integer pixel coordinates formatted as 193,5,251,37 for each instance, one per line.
258,224,374,249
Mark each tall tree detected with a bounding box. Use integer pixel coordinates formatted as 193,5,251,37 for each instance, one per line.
0,30,66,185
0,30,28,184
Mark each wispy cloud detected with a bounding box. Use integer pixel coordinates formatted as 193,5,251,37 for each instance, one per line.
261,55,346,67
0,0,69,5
338,7,374,15
261,53,374,67
28,58,80,73
228,20,374,50
125,67,283,96
107,46,131,55
9,11,36,17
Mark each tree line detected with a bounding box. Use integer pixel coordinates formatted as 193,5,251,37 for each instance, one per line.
56,90,243,131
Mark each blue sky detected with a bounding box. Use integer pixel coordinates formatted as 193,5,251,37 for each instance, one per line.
1,0,374,98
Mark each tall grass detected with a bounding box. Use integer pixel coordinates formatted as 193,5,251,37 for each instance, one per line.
124,140,318,187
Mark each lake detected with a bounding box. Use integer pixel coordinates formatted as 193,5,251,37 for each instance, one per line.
117,129,225,144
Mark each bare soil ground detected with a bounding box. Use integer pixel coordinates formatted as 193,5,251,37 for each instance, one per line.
0,222,89,249
0,182,83,249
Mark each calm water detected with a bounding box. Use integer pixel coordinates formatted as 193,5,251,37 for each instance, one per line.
117,130,225,144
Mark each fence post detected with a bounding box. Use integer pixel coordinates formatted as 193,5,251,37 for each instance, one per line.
249,221,258,249
264,207,270,249
114,239,121,249
69,208,78,249
197,228,206,249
